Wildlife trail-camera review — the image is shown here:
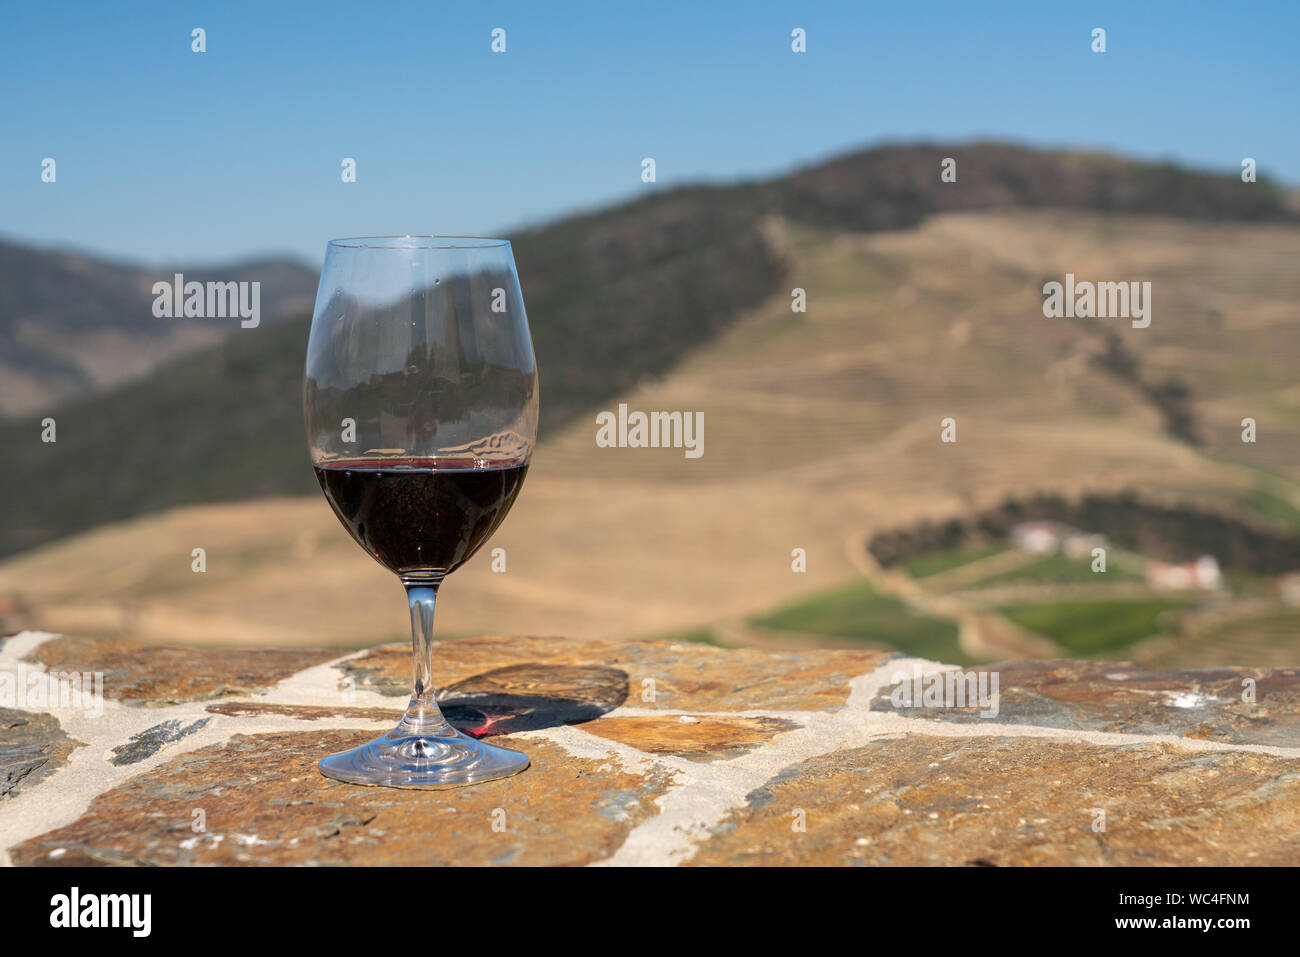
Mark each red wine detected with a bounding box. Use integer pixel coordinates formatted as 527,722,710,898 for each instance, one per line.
314,458,528,579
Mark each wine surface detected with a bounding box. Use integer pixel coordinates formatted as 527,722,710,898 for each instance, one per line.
314,458,528,578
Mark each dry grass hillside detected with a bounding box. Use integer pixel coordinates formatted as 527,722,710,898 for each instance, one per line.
5,208,1299,666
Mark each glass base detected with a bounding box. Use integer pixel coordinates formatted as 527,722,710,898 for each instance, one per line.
318,715,529,790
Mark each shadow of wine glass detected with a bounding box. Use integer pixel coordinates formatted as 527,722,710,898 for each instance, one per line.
435,663,629,738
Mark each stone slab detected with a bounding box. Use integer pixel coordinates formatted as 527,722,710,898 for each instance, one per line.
689,735,1300,866
343,636,889,712
582,714,800,762
871,660,1300,747
12,731,674,866
1,708,81,800
27,636,341,706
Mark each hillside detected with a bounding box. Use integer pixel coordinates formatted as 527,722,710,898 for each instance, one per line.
764,142,1295,230
0,240,318,417
1,141,1295,562
4,201,1300,669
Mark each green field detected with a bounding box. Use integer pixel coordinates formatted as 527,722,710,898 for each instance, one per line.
901,543,1007,579
749,579,971,664
967,553,1145,587
997,597,1193,657
1171,606,1300,668
1194,606,1300,646
1242,487,1300,533
654,627,722,646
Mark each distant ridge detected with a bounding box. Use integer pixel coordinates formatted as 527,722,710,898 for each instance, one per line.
0,240,317,417
765,141,1293,232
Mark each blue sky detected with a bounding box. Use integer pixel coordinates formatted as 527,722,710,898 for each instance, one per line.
3,0,1296,265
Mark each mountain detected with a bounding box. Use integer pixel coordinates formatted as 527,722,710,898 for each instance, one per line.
0,239,318,417
509,141,1295,427
6,203,1300,658
1,141,1295,560
763,142,1295,229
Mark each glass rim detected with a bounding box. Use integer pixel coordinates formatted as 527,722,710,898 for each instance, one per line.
326,235,510,250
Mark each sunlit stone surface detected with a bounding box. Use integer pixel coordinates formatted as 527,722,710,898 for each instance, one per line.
2,632,1296,866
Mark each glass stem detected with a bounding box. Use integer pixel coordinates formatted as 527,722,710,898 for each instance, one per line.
402,583,453,735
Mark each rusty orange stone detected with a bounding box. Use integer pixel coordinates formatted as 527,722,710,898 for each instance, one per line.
582,714,800,761
688,735,1300,866
872,659,1300,747
12,731,675,866
344,636,889,712
27,636,341,706
205,702,398,722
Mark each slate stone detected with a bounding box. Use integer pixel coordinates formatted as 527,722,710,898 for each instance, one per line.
1,708,80,798
689,735,1300,866
12,732,674,866
581,714,800,761
870,659,1300,747
28,636,341,706
109,718,212,766
342,636,889,712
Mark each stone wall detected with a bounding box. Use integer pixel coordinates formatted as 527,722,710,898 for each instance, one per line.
2,630,1297,865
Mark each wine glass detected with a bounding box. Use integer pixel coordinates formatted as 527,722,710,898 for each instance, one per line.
303,236,537,788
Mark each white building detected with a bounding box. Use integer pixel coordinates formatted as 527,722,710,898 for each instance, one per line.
1278,571,1300,605
1145,556,1221,591
1010,521,1081,555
